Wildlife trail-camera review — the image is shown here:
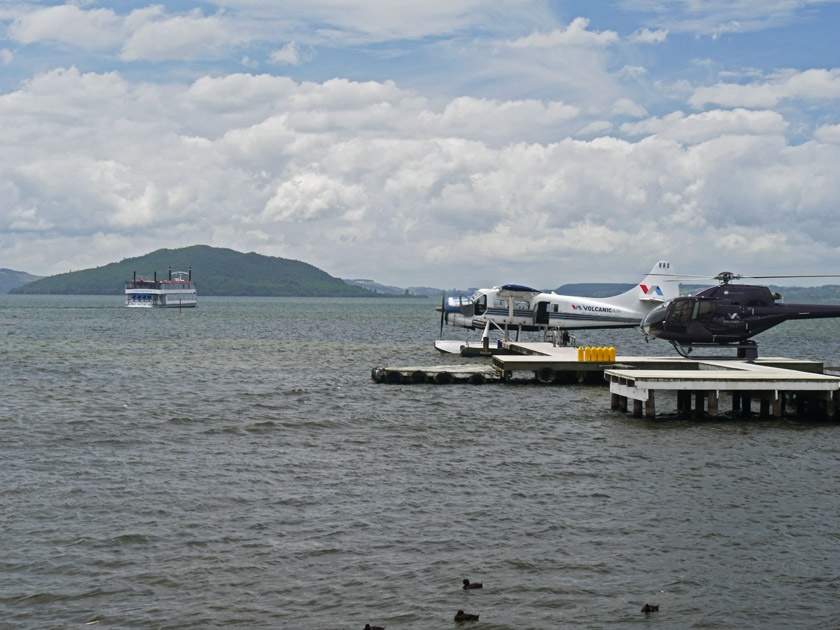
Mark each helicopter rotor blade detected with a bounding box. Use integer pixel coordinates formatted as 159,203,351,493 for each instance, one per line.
647,272,840,284
732,274,840,279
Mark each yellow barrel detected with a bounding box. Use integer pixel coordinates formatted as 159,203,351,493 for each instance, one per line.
577,346,584,361
584,346,591,361
609,347,616,361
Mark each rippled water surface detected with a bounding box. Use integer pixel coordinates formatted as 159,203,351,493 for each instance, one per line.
2,295,839,629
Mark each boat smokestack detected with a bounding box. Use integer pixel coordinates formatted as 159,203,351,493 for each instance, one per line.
168,266,171,280
133,271,136,282
154,271,157,282
188,267,191,281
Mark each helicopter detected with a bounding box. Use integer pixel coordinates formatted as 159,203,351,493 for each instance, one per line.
640,271,840,359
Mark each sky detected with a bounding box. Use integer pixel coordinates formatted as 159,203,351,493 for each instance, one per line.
2,1,840,289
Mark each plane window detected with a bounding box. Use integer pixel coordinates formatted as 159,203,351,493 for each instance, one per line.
475,295,487,315
514,300,529,310
553,305,559,312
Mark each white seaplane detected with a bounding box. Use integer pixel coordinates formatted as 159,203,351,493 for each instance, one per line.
435,261,678,353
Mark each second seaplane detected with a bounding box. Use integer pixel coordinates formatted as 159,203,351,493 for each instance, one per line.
436,261,679,353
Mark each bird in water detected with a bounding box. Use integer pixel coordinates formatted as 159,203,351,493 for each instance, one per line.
641,604,659,613
364,625,384,630
463,579,483,590
454,610,479,622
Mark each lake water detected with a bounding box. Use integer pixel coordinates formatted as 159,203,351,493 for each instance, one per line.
1,295,839,629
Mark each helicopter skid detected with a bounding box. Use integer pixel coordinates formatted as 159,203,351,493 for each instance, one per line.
670,340,758,360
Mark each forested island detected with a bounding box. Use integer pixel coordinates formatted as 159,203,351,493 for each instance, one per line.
9,245,389,297
7,246,840,302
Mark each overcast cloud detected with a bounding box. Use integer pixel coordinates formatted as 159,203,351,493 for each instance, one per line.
2,0,840,288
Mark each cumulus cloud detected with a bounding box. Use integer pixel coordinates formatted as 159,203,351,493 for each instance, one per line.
506,17,619,49
418,96,580,143
631,27,668,44
9,4,123,49
815,123,840,144
3,68,840,286
621,108,788,143
270,42,302,65
8,4,244,61
120,9,241,61
612,98,647,118
690,68,840,108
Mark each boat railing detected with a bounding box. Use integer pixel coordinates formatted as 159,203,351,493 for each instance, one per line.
125,281,195,290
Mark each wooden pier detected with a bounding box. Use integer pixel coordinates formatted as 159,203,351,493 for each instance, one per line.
374,341,840,419
606,360,840,419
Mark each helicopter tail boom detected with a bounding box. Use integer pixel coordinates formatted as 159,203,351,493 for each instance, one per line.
779,303,840,320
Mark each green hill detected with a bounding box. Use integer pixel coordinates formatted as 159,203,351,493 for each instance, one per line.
9,245,376,297
0,268,43,294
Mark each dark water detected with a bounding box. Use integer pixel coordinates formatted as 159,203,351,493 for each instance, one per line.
1,295,839,629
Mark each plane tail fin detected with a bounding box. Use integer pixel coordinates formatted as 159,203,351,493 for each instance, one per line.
611,261,679,307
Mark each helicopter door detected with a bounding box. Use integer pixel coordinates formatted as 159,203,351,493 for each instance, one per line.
535,301,550,325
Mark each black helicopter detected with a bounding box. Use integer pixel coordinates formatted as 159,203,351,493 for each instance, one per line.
640,271,840,359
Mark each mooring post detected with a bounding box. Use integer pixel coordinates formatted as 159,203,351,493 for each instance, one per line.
645,391,655,419
742,392,752,415
732,392,741,412
707,391,719,417
773,392,783,418
633,399,642,417
677,390,689,413
611,393,620,410
759,396,770,418
826,392,835,419
695,391,705,418
619,396,628,412
796,394,806,415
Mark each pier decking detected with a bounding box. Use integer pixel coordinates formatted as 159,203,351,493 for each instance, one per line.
606,360,839,419
374,341,840,419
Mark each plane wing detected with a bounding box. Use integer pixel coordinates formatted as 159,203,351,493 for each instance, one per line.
497,284,541,301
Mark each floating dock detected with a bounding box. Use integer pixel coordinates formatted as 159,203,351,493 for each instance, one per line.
371,364,501,385
374,341,840,419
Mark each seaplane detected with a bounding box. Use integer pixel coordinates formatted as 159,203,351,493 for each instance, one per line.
435,261,679,354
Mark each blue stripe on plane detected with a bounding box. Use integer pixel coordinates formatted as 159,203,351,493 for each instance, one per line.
482,308,638,325
549,313,638,324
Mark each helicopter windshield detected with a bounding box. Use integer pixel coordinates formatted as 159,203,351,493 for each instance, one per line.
668,297,716,322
